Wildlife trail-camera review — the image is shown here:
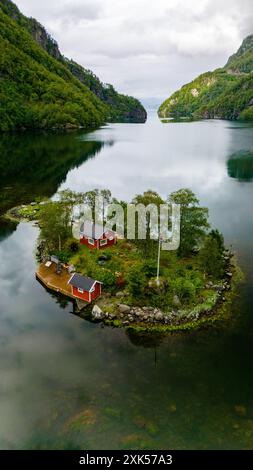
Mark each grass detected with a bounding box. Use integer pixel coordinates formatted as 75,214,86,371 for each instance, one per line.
69,239,231,315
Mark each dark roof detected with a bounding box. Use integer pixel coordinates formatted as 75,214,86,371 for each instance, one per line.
80,221,115,239
68,273,101,291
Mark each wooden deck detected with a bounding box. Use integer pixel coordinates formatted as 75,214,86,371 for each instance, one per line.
36,262,77,300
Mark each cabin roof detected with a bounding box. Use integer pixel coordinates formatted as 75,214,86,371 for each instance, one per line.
68,273,101,291
80,221,115,239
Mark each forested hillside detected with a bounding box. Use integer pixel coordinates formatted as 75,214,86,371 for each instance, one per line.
0,0,146,131
159,35,253,121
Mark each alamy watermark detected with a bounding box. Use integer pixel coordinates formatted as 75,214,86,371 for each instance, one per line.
72,196,181,251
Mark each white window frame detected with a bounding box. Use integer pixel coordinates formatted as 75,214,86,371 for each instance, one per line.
100,239,107,246
109,236,114,241
88,238,95,245
90,287,95,293
78,287,84,294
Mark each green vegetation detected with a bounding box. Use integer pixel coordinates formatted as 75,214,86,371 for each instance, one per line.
168,188,209,257
158,34,253,121
34,187,230,314
65,59,147,123
0,0,146,131
199,229,225,278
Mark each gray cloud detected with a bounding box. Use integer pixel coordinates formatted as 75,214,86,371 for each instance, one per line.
14,0,253,102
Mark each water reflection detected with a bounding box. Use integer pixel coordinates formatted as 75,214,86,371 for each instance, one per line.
1,117,253,449
227,151,253,181
0,131,107,214
126,329,165,348
0,217,18,242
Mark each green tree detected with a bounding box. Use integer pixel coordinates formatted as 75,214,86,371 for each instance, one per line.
83,189,100,221
168,188,209,257
58,189,84,211
100,189,112,222
131,190,165,258
127,264,147,298
38,201,72,253
199,230,225,279
83,188,112,223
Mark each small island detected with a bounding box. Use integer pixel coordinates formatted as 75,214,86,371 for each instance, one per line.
5,187,243,332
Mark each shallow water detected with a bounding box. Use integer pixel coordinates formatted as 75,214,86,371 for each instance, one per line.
1,113,253,449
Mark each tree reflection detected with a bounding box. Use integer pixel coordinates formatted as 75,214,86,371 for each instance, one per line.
227,150,253,182
0,131,107,215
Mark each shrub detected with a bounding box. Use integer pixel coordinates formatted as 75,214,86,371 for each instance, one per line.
65,238,79,253
126,264,147,298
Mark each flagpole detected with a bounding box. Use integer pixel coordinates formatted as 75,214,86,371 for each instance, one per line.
156,235,161,286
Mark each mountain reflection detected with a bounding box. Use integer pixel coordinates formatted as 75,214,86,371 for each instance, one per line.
227,150,253,182
0,131,106,214
0,217,18,242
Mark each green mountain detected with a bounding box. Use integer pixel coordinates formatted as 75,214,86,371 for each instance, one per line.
0,0,146,132
158,35,253,121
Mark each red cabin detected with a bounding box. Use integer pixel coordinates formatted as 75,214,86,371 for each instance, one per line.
68,273,102,302
80,221,117,249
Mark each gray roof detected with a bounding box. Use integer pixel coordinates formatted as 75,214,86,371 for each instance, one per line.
51,255,59,264
80,221,115,239
68,273,101,291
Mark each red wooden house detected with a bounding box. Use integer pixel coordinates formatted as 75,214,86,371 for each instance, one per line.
68,273,102,302
80,221,117,249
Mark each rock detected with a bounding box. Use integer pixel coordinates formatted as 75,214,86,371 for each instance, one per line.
30,202,37,206
116,291,125,298
212,285,223,292
134,310,142,317
92,304,104,320
226,272,233,278
108,313,116,319
172,295,181,307
122,321,130,326
118,304,131,314
128,315,134,322
155,312,164,321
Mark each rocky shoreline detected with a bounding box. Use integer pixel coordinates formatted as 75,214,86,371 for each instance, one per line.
90,255,242,331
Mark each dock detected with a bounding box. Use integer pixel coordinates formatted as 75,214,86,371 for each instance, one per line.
36,262,88,309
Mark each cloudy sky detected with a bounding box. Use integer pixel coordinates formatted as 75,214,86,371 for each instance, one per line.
15,0,253,105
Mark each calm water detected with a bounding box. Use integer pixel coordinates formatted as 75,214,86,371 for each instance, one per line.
1,113,253,449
